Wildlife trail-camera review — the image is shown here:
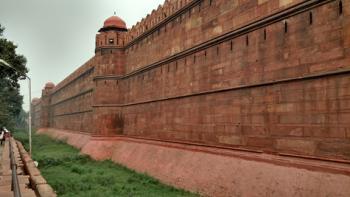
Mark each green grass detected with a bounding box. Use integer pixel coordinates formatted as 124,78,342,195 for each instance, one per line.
13,130,198,197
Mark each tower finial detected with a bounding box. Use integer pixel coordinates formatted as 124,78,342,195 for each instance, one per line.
114,11,116,15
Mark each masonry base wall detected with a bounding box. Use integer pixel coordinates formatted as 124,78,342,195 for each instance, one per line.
122,72,350,161
37,128,350,197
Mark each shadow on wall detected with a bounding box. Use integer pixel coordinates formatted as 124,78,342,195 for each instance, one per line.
103,113,124,135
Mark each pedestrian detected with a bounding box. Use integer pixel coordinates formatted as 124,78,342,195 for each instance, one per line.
4,127,10,140
0,127,5,145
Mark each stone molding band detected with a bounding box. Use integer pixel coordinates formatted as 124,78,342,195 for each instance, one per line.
51,67,95,96
94,0,335,81
54,109,93,117
92,67,350,108
51,88,93,107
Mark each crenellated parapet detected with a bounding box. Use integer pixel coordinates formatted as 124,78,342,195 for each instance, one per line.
125,0,193,44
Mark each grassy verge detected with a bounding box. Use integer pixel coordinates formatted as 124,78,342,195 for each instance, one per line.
13,130,198,197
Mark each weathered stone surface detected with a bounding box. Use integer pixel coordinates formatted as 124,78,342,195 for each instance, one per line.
38,128,350,197
32,0,350,163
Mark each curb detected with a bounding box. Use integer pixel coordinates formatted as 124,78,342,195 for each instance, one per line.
16,141,57,197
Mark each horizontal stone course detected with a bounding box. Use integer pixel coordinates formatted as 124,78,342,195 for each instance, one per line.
31,0,350,161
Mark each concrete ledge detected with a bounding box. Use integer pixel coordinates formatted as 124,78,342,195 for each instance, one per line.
16,141,57,197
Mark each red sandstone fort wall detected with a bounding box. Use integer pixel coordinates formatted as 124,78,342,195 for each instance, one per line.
32,0,350,161
47,58,96,132
124,0,305,73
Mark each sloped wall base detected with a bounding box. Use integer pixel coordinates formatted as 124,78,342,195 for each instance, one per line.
37,128,350,197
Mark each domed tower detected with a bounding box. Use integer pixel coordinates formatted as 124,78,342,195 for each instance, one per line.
95,15,127,53
95,14,127,76
41,82,55,128
93,15,127,135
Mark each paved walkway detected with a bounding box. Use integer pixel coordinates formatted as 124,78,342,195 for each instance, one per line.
0,139,36,197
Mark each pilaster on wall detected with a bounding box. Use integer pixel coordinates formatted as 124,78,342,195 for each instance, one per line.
95,30,127,76
93,31,127,136
92,55,125,135
40,83,55,128
31,98,41,130
94,48,126,76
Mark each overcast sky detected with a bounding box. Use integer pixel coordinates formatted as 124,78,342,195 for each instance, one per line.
0,0,165,111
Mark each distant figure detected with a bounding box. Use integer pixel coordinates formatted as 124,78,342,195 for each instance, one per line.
0,127,5,145
3,127,10,140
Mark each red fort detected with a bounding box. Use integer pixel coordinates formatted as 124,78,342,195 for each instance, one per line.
32,0,350,196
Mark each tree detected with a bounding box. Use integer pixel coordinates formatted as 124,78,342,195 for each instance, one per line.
0,24,28,129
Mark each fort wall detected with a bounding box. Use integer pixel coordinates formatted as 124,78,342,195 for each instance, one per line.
46,58,95,132
32,0,350,161
123,0,305,73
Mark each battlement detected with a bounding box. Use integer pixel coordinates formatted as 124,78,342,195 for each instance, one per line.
125,0,193,44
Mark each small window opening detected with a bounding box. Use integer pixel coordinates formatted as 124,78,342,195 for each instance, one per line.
210,0,213,6
339,1,343,15
309,12,313,25
246,35,249,46
284,21,288,33
230,41,233,51
109,39,114,44
264,29,267,40
204,50,207,57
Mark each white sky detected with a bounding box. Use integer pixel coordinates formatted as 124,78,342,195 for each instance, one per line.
0,0,165,111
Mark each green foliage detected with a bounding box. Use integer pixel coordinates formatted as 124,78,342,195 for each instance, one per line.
13,131,199,197
0,24,28,130
14,108,28,129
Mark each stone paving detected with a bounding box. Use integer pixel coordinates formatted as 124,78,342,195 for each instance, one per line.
0,139,36,197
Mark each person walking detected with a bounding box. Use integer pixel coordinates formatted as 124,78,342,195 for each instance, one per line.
3,127,10,140
0,127,5,145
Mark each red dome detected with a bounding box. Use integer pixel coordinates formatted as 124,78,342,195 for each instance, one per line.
103,16,127,29
45,82,55,89
31,98,41,104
